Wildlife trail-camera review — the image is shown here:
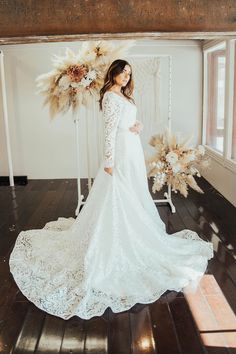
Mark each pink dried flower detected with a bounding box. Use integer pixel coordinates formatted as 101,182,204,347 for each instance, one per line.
66,64,88,83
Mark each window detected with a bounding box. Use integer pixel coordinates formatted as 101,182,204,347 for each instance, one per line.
206,45,226,154
232,42,236,160
203,40,236,172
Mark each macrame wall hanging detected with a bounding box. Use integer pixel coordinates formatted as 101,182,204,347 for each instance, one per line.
128,55,176,212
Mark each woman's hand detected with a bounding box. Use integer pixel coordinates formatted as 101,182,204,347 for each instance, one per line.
129,120,144,135
104,167,113,175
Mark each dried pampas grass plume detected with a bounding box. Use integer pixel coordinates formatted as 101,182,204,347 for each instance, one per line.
36,40,136,118
146,129,211,197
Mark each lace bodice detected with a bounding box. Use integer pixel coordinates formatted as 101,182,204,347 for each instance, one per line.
102,91,137,168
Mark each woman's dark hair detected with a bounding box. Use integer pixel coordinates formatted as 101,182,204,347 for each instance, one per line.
99,59,135,110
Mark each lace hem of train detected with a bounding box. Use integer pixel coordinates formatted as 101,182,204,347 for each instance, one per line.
9,217,214,320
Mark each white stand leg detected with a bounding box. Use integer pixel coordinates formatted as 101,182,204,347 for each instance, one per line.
153,184,176,213
74,117,86,216
85,107,92,192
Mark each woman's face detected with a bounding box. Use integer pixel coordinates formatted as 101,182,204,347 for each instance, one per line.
114,65,131,87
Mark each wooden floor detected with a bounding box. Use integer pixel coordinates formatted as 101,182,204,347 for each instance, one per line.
0,177,236,354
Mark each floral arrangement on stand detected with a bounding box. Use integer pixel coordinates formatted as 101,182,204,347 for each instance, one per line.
146,129,210,197
36,40,135,117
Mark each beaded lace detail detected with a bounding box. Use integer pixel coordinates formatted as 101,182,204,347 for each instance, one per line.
102,93,123,168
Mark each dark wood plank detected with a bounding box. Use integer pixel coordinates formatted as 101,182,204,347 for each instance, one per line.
0,278,19,332
108,310,131,354
130,306,156,354
0,301,28,354
0,181,51,257
150,297,181,354
12,305,45,353
60,316,85,354
84,317,108,353
34,315,65,354
168,297,206,354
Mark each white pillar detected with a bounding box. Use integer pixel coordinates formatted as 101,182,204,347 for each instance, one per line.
0,50,14,187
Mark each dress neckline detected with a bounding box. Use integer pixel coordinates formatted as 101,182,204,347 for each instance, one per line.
105,91,135,105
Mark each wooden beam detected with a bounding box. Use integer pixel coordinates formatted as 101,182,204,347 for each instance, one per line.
0,0,236,44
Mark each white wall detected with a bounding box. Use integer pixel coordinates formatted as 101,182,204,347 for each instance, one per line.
0,39,203,179
201,154,236,207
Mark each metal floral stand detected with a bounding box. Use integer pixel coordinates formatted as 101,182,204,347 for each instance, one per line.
153,183,176,213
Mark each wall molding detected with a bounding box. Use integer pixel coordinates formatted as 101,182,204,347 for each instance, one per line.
1,32,236,46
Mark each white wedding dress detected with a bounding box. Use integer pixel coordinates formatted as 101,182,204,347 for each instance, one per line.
9,91,214,320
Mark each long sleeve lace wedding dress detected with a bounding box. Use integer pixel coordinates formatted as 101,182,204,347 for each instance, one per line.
9,91,214,320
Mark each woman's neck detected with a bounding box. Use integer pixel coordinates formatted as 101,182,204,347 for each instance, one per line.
109,85,122,94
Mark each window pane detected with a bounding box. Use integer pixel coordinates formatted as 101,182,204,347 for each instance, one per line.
206,49,226,153
232,43,236,160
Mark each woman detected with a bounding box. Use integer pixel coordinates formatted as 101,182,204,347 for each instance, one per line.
9,59,214,320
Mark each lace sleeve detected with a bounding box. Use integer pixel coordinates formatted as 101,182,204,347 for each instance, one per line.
102,94,122,168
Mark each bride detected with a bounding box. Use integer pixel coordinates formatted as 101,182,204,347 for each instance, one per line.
9,59,214,320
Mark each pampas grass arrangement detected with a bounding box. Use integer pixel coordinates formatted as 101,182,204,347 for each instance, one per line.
36,40,135,118
146,129,210,197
